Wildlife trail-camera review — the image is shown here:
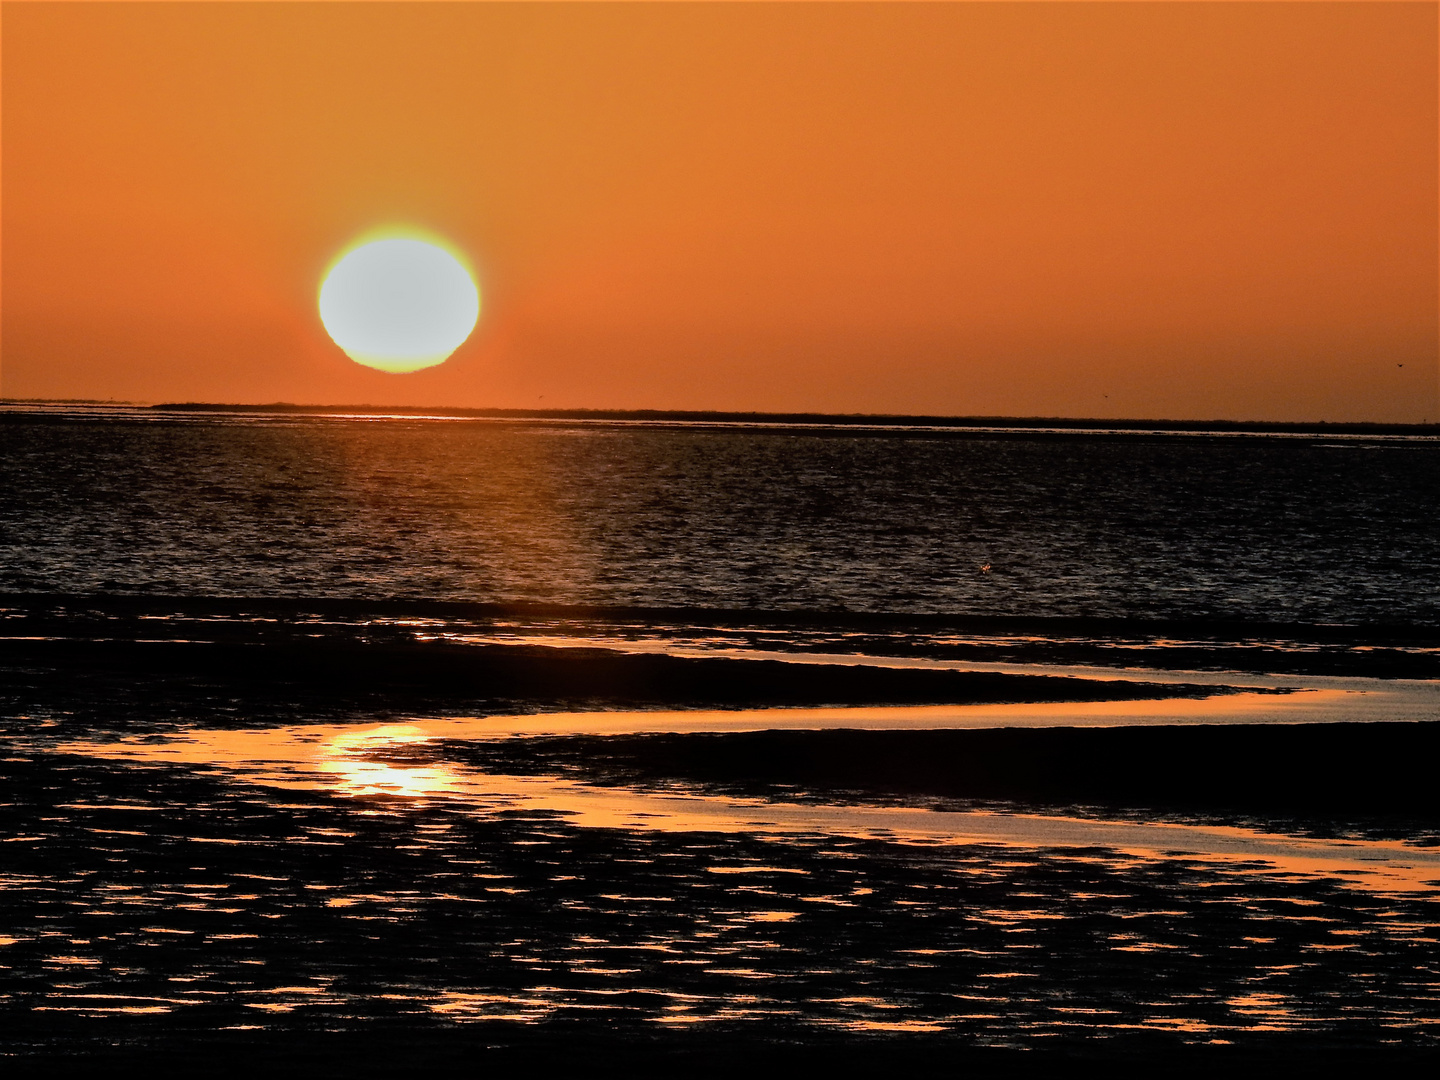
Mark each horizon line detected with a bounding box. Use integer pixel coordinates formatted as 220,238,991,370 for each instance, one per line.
2,398,1436,435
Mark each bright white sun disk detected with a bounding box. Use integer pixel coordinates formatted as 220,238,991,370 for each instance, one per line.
319,237,480,373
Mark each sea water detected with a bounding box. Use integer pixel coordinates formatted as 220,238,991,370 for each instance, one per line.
2,407,1437,623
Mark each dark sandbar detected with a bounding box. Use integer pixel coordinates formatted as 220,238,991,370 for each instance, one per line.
434,723,1440,827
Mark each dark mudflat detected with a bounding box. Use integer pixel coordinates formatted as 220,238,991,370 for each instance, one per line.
3,752,1438,1067
0,635,1244,734
9,1026,1438,1077
4,593,1437,1063
438,723,1440,827
5,595,1439,682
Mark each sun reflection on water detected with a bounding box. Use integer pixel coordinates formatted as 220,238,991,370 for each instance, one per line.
48,716,1440,897
315,725,468,800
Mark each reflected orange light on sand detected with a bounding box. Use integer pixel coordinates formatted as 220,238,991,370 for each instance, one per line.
51,707,1440,896
315,725,467,800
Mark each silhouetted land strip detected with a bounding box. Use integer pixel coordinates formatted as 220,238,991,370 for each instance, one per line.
6,401,1438,437
143,402,1440,436
440,724,1440,826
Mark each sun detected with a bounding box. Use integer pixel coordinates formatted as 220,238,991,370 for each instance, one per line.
318,232,480,373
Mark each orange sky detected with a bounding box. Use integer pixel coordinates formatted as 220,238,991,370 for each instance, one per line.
2,2,1436,420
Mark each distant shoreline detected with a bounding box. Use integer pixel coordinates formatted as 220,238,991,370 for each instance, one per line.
3,398,1437,436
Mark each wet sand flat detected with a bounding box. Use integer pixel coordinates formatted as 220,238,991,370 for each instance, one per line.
4,699,1436,1066
3,741,1438,1067
47,718,1440,893
3,598,1438,1066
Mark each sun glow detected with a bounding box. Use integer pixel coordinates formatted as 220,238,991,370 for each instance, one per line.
318,233,480,373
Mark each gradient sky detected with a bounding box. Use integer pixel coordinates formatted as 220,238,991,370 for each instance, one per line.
3,2,1436,420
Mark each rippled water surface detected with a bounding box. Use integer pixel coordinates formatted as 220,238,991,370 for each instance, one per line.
3,408,1437,622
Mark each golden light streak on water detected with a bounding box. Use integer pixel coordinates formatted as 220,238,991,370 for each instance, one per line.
54,703,1440,897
